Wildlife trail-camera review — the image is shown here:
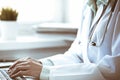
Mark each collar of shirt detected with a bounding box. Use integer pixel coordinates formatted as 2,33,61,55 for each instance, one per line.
87,0,109,16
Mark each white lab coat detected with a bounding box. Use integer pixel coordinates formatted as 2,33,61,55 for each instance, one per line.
43,0,120,80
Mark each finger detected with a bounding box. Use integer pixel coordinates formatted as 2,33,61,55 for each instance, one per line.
9,61,29,73
9,65,29,76
15,61,30,67
10,70,29,78
9,57,31,69
9,60,26,70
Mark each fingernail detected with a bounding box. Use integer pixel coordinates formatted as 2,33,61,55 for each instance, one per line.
8,70,11,73
10,75,13,78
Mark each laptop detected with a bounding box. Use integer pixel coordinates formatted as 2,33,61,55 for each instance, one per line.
0,62,34,80
0,69,24,80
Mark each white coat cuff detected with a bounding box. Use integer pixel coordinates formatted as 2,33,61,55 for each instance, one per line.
40,59,54,66
40,66,50,80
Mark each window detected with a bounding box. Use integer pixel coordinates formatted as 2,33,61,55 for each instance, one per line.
0,0,63,23
0,0,84,24
65,0,84,24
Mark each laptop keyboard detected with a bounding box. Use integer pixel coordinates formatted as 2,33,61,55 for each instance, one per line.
0,70,26,80
0,70,12,80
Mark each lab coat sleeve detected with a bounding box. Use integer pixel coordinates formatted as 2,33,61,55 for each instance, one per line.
97,12,120,80
46,42,83,65
49,54,120,80
40,55,120,80
40,66,50,80
39,37,83,80
39,58,54,80
39,41,83,80
48,55,120,80
97,55,120,80
38,34,83,66
49,63,106,80
40,12,120,80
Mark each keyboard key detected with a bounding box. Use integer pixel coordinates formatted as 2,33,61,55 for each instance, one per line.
0,70,12,80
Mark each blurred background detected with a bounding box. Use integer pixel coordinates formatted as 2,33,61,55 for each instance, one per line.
0,0,84,61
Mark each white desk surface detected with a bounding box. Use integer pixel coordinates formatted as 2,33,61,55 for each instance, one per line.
0,33,76,50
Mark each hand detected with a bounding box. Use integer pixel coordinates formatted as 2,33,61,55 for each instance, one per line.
8,57,42,80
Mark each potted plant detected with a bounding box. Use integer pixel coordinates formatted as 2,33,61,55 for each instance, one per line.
0,7,18,40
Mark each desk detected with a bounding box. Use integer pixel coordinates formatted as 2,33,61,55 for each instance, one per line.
0,33,76,50
0,32,76,60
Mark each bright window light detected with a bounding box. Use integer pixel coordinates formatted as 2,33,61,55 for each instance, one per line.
0,0,84,24
0,0,63,23
65,0,84,24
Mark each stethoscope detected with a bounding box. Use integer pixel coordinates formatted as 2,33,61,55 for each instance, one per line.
88,2,114,47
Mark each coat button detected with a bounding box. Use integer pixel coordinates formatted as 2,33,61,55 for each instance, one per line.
78,41,81,44
91,42,96,46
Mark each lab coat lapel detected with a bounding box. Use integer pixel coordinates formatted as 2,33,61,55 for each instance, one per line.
91,5,104,29
90,0,116,46
88,0,111,41
80,6,93,63
89,4,104,35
